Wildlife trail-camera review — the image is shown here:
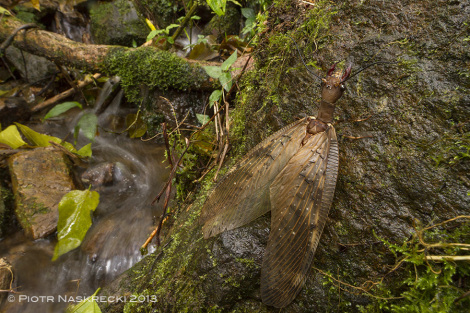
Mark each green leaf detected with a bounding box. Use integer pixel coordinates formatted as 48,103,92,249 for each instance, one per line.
44,101,82,120
65,288,102,313
191,15,201,20
209,90,222,108
0,7,12,16
77,143,92,158
52,190,100,261
0,125,27,149
219,71,232,91
165,24,180,33
75,113,98,142
125,113,147,138
241,8,255,19
167,37,175,44
147,29,164,41
203,66,222,79
196,113,210,125
207,0,226,16
221,51,237,71
15,122,77,152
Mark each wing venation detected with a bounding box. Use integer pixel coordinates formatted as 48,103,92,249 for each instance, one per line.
261,126,339,308
200,118,308,238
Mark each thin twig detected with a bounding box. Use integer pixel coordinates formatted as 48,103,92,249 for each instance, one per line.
32,73,101,112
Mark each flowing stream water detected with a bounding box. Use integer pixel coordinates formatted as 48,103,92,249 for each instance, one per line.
1,81,169,312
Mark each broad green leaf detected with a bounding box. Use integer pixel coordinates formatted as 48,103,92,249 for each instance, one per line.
203,66,222,79
241,8,255,19
44,101,82,120
52,190,99,261
191,15,201,20
15,123,77,152
145,18,156,31
0,125,27,149
209,90,222,108
77,143,92,158
228,0,241,6
65,288,102,313
75,113,98,142
219,71,232,91
207,0,226,16
147,30,158,41
221,51,237,71
167,37,175,44
125,113,147,138
196,113,210,125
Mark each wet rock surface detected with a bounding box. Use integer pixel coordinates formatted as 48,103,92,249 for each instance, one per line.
8,147,75,239
99,0,469,311
89,0,148,46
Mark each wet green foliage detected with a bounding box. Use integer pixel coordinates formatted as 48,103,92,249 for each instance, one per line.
355,219,470,313
53,189,100,261
103,47,207,104
66,288,102,313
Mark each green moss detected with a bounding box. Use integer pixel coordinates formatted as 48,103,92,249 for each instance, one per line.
103,47,207,104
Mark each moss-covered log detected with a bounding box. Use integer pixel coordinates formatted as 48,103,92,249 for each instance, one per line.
0,15,215,90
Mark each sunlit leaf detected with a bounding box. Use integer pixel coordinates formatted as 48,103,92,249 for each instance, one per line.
30,0,40,11
15,122,77,152
207,0,226,16
75,113,98,142
65,288,102,313
0,125,27,149
219,71,232,91
0,7,11,16
221,51,237,71
203,66,222,79
44,101,82,120
125,113,147,138
209,90,222,108
52,189,100,261
196,113,210,125
77,143,92,158
145,18,156,31
191,15,201,20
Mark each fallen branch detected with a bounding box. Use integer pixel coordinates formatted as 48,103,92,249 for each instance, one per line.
31,73,101,112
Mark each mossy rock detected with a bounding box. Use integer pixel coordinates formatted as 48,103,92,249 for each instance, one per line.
89,0,148,46
99,0,470,311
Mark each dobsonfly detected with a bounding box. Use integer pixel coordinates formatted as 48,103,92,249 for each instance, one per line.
200,38,392,308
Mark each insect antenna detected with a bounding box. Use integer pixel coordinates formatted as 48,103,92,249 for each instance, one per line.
345,61,396,81
286,34,323,82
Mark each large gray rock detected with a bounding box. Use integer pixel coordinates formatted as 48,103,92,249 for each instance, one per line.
8,147,75,239
99,0,470,312
89,0,148,46
5,46,56,83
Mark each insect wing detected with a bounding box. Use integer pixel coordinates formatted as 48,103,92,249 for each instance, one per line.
261,126,339,308
201,118,308,239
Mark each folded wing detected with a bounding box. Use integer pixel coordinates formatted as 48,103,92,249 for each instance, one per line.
201,118,307,239
261,126,339,308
